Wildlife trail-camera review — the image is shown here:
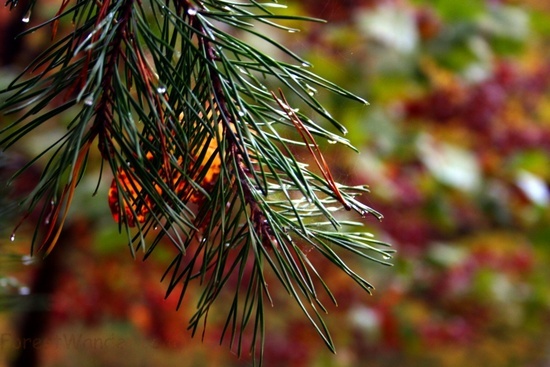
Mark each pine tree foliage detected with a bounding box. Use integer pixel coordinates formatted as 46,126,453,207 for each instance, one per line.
0,0,393,363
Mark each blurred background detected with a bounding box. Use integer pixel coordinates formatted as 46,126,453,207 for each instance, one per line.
2,0,550,366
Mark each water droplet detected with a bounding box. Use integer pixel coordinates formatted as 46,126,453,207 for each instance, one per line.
21,255,34,266
327,140,337,144
301,62,311,68
288,29,297,33
153,225,159,231
19,286,30,295
238,110,246,117
10,234,15,242
187,7,197,16
306,85,317,96
224,243,230,248
157,86,166,94
22,9,31,23
382,255,391,260
84,96,93,106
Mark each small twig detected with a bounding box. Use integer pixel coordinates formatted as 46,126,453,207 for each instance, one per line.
272,89,351,210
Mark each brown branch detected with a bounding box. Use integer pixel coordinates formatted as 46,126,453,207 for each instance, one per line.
91,0,136,159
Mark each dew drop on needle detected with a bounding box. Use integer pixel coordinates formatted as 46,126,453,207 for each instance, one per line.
22,10,31,23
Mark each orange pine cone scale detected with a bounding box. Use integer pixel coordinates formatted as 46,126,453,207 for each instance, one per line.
108,133,222,227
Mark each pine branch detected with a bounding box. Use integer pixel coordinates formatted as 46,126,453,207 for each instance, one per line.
0,0,393,364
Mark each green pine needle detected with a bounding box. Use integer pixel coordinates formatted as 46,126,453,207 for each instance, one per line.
0,0,393,364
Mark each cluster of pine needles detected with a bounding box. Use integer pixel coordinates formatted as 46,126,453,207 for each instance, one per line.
0,0,393,364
